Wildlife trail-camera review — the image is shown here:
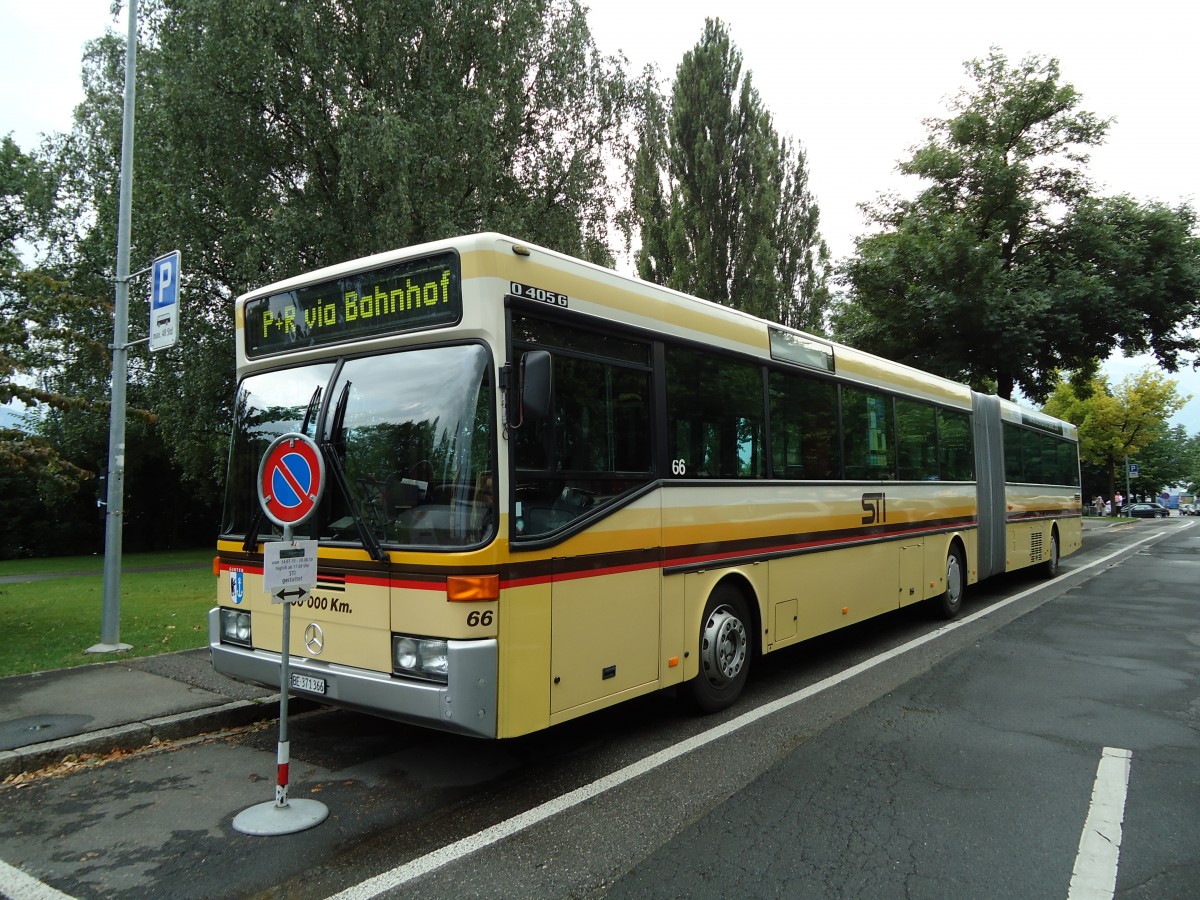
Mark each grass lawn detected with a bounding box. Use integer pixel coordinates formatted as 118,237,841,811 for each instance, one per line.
0,549,218,677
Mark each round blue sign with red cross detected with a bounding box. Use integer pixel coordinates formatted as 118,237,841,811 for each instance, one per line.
257,433,326,528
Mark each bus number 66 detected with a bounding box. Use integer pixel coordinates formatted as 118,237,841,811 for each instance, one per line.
467,610,494,627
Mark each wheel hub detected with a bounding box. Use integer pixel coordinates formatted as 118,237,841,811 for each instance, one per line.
701,605,747,687
946,554,962,601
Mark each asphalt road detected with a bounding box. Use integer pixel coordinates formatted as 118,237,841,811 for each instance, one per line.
1,518,1196,899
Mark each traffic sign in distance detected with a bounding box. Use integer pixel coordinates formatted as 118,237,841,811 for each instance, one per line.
257,433,326,528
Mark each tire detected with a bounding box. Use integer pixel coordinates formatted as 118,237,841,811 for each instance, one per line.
1038,530,1059,579
686,584,753,714
932,546,965,619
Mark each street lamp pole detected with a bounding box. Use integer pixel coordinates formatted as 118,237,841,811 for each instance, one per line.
90,0,138,653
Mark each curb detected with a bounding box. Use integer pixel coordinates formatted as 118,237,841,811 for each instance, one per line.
0,694,320,781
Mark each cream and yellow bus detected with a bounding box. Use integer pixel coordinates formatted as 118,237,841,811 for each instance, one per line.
210,232,1082,738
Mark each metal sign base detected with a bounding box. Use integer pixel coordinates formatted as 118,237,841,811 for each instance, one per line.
232,798,328,836
85,642,132,654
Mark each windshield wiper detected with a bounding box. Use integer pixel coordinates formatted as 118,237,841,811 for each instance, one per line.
322,381,387,562
241,509,264,553
300,385,322,435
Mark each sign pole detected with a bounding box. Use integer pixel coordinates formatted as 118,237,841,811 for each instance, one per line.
276,524,293,809
233,434,328,836
1125,457,1133,507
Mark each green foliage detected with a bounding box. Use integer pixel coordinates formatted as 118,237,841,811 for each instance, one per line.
836,50,1200,402
13,0,635,547
1,137,105,498
1174,433,1200,496
1042,368,1187,499
1127,423,1194,498
131,0,633,279
626,19,830,331
1058,196,1200,371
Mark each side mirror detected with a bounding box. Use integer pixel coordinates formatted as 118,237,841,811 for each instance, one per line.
519,350,552,421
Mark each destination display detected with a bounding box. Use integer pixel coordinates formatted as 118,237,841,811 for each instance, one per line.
244,251,461,357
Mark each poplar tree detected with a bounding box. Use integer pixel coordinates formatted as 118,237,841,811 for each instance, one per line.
628,19,829,331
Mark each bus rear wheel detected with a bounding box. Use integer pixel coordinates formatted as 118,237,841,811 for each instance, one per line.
1038,530,1059,578
686,585,752,713
933,546,965,619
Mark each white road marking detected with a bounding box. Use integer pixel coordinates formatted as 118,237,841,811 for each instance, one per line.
1067,747,1133,900
0,859,75,900
328,527,1172,899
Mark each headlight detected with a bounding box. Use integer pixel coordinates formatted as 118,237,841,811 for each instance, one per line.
220,609,252,647
394,637,418,670
392,635,449,684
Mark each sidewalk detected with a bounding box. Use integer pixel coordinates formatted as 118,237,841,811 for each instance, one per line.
0,647,313,780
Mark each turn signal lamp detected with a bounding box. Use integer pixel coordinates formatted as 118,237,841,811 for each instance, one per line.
447,574,499,602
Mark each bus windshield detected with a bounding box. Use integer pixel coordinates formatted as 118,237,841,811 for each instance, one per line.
222,343,495,549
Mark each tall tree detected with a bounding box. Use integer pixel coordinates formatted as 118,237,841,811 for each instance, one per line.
30,0,636,508
627,18,830,331
836,50,1200,401
1042,369,1187,506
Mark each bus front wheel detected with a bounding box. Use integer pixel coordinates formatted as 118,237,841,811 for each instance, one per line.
686,585,752,713
933,547,965,619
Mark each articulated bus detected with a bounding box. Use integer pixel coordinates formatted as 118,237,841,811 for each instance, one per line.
210,233,1082,738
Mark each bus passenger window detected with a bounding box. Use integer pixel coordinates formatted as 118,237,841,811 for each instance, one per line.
937,409,974,481
769,370,839,479
895,398,938,481
666,347,764,478
842,386,895,481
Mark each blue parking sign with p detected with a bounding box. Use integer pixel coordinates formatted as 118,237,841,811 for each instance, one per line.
149,250,181,352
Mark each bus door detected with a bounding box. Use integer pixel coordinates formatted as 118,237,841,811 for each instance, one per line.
509,313,659,717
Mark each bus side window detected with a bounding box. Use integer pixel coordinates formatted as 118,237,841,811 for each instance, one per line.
938,409,974,481
769,369,839,480
666,346,764,479
896,397,938,481
842,386,895,481
511,318,653,539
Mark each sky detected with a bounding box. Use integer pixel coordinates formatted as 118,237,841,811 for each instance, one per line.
2,0,1199,428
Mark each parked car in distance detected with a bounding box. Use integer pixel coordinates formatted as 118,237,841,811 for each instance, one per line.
1122,502,1170,518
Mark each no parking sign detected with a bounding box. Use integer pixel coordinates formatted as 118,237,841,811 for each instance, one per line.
237,430,331,836
257,433,326,528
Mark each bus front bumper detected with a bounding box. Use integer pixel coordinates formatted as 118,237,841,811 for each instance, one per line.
207,608,498,739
